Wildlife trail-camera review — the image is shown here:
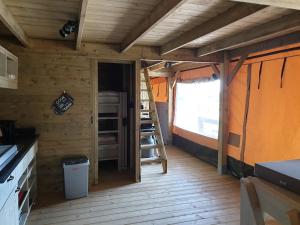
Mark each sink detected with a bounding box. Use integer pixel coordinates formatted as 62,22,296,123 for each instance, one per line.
0,145,18,172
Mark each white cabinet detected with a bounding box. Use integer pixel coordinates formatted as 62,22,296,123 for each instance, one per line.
0,45,18,89
0,187,19,225
0,141,38,225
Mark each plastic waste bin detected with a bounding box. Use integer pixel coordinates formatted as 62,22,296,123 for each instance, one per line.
62,156,89,200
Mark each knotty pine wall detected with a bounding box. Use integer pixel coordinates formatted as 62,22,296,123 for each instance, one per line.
0,47,93,194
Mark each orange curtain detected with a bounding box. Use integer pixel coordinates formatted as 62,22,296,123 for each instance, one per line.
150,77,168,103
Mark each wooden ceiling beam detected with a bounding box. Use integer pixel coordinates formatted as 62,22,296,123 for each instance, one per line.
230,0,300,10
76,0,88,50
148,61,166,72
161,3,266,55
230,31,300,58
0,0,29,47
120,0,187,53
197,12,300,57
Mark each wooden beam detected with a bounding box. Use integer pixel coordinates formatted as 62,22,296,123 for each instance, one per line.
161,3,265,55
171,62,210,72
227,53,248,85
148,61,166,71
76,0,88,50
230,31,300,58
0,0,29,47
135,59,141,182
120,0,187,53
218,51,230,175
231,0,300,10
197,12,300,57
172,71,180,89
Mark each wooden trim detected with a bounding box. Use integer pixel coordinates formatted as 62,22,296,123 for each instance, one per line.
0,0,30,47
197,12,300,57
230,0,300,10
76,0,88,50
135,59,141,182
218,51,229,175
91,59,98,184
161,3,265,55
240,64,252,164
227,53,248,85
120,0,187,53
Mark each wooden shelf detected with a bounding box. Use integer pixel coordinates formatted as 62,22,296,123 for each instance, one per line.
0,45,18,89
98,130,118,134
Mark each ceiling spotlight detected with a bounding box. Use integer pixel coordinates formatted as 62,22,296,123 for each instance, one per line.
59,20,78,38
211,73,220,80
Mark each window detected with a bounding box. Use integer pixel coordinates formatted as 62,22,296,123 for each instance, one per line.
174,80,220,139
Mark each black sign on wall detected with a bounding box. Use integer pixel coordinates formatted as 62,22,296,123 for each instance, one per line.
52,91,74,115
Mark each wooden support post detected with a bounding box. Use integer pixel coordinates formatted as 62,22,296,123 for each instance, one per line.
287,209,300,225
91,59,99,184
241,178,265,225
168,76,174,145
172,71,180,89
227,53,248,85
135,59,141,182
218,51,229,175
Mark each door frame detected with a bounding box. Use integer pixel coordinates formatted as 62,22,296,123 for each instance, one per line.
91,59,141,184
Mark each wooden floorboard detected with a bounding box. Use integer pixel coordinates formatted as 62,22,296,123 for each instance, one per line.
28,146,241,225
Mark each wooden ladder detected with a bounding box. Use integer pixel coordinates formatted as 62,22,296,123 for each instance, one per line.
140,68,167,173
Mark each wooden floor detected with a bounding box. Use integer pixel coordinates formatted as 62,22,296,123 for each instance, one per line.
28,146,241,225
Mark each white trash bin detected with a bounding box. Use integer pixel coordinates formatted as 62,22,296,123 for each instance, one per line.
62,156,89,200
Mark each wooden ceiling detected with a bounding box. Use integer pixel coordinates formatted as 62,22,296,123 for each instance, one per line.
0,0,300,58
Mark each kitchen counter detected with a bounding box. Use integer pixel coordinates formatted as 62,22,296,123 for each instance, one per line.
0,135,39,183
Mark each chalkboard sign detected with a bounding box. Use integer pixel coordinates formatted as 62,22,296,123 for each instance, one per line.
52,91,74,115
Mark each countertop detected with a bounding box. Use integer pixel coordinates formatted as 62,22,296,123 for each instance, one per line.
0,135,39,183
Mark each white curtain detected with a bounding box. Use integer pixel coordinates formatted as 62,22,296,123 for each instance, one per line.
174,80,220,139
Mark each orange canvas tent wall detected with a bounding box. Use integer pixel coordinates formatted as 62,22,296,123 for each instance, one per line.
173,44,300,167
150,77,168,103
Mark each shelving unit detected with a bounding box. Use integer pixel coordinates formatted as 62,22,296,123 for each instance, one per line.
17,156,37,225
98,92,123,169
0,45,18,89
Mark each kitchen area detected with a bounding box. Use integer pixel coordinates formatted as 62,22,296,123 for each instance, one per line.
0,45,38,225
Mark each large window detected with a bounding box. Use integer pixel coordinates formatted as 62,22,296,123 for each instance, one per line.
174,80,220,139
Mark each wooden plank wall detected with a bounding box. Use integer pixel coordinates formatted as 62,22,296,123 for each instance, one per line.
0,48,93,194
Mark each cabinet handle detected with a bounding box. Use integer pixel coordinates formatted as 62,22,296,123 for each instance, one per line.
7,175,14,182
15,187,20,193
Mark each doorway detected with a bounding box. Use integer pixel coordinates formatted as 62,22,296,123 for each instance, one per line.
92,60,140,186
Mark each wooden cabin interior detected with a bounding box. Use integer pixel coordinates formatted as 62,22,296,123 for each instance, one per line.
0,0,299,225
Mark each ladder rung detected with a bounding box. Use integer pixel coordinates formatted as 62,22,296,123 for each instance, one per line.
141,131,156,137
141,99,150,101
141,157,162,164
141,119,155,124
140,143,159,150
141,89,148,91
141,109,153,113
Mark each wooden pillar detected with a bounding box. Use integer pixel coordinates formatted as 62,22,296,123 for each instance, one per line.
135,59,141,182
218,51,230,175
91,59,99,184
167,76,173,145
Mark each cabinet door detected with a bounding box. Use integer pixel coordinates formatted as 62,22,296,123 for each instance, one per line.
0,189,19,225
